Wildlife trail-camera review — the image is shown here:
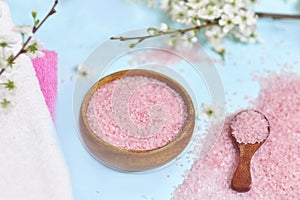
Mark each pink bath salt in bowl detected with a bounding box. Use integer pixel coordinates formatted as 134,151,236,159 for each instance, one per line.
86,75,188,151
231,110,269,144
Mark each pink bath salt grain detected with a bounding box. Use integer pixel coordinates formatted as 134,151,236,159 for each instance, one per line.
86,75,188,151
231,110,269,144
172,71,300,200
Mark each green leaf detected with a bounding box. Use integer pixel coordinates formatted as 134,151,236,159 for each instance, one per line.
1,98,10,108
34,19,40,27
217,48,225,61
32,11,37,19
80,71,88,77
6,54,15,68
147,27,157,32
206,109,214,116
2,80,15,90
129,43,137,48
147,27,158,36
0,42,7,48
26,43,38,53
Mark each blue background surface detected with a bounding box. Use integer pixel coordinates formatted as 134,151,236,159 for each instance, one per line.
6,0,300,199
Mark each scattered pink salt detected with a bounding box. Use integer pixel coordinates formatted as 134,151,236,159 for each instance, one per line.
231,110,269,144
172,71,300,199
86,75,188,151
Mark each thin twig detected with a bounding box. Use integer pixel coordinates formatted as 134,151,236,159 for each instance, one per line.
256,12,300,19
0,65,5,77
0,0,58,77
33,0,58,33
110,22,217,42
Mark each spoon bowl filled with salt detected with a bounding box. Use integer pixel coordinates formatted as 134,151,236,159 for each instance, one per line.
230,109,270,192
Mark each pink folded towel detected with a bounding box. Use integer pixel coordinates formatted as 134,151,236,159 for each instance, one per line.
31,50,57,121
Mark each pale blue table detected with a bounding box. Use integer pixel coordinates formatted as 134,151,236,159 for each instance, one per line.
7,0,300,199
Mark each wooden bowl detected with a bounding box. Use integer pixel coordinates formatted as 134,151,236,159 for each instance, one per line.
79,69,195,172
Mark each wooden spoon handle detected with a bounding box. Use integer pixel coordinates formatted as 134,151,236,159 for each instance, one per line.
231,155,252,192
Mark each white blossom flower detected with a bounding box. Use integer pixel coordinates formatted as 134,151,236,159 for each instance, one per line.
25,38,44,58
185,30,198,43
147,28,157,36
0,48,14,69
0,54,8,70
148,30,156,35
219,14,236,33
234,25,261,44
223,3,239,15
205,26,224,38
0,71,18,91
238,10,257,29
234,26,251,41
186,0,207,10
134,0,260,55
187,9,197,18
0,34,18,47
194,19,202,26
169,4,190,25
159,23,169,32
74,62,97,82
190,36,198,43
205,26,225,50
0,86,16,114
167,33,193,49
197,102,224,121
248,31,261,43
198,6,221,20
12,25,33,36
0,97,15,114
225,0,245,10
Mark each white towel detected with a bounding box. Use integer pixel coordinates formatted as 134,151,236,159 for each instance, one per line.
0,2,73,200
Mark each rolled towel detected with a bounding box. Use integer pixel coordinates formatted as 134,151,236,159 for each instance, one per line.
0,2,73,200
31,50,57,121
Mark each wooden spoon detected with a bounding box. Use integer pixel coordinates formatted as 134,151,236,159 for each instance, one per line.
230,110,270,192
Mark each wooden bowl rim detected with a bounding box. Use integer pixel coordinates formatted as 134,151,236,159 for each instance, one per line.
80,69,195,153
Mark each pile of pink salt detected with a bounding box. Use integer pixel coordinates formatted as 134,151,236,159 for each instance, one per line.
172,71,300,200
231,110,269,144
86,75,188,151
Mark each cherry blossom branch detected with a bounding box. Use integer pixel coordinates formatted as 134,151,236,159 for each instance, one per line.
0,0,58,77
110,12,300,44
110,22,217,44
